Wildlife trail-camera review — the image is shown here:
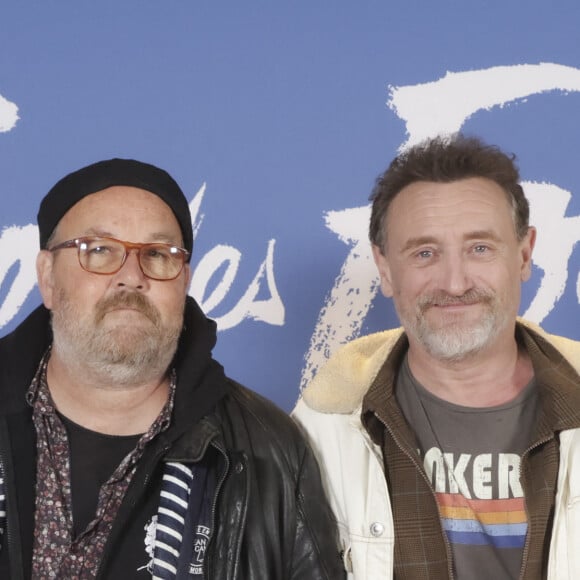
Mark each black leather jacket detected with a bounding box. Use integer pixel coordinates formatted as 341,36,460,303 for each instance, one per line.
0,298,344,579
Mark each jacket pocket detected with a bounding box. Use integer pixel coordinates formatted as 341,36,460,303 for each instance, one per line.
564,472,580,578
341,532,394,580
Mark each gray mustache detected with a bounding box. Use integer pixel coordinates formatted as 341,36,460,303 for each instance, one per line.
95,292,160,325
418,289,493,310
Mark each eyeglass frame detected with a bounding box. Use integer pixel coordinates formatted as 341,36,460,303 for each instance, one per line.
48,235,191,281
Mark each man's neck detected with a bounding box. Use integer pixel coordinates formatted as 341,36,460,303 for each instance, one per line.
406,336,534,408
46,354,171,436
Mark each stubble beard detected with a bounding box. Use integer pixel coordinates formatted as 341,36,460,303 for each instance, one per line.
51,289,184,386
401,288,507,363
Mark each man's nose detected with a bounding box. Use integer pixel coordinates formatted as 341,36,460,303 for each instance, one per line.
437,253,472,296
112,249,148,290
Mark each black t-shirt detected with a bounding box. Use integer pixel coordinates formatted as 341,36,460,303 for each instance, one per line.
60,414,142,537
61,414,163,576
61,416,216,577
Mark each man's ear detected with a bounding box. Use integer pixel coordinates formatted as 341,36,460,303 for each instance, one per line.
372,244,394,298
520,226,537,282
36,250,56,309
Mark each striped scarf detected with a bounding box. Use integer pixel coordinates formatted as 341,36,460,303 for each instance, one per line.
151,462,195,579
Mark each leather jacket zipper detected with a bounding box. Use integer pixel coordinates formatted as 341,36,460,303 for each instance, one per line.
203,439,230,579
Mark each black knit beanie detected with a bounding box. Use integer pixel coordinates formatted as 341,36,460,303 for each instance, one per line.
37,158,193,260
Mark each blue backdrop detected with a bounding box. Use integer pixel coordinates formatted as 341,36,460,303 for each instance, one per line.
2,2,580,411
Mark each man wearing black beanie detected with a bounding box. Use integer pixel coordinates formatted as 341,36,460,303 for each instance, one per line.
0,158,343,579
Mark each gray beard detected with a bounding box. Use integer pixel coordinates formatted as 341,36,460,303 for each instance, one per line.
51,290,183,387
415,311,502,362
403,288,506,362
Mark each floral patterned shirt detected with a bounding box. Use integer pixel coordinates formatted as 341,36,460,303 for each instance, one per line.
26,352,175,579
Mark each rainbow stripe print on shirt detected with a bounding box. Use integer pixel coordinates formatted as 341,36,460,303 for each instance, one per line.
437,493,527,548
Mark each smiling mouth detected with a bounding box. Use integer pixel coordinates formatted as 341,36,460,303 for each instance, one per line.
433,301,479,308
423,301,485,317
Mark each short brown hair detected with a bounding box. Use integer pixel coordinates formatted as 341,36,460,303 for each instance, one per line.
369,134,529,252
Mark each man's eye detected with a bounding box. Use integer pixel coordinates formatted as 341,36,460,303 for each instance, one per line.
417,250,433,259
89,245,111,255
145,247,171,260
473,245,488,253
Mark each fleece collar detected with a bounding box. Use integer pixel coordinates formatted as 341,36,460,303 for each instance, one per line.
302,319,580,416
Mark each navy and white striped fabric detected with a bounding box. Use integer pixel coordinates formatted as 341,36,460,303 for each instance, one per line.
151,462,194,579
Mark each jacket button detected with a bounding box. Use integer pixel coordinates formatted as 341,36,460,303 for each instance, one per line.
234,462,244,474
370,522,384,537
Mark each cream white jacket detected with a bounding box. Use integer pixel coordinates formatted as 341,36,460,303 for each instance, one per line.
292,321,580,579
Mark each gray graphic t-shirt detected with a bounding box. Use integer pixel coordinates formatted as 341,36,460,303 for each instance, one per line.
396,357,538,579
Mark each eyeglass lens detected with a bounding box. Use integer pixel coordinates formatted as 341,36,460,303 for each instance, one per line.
79,238,185,280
